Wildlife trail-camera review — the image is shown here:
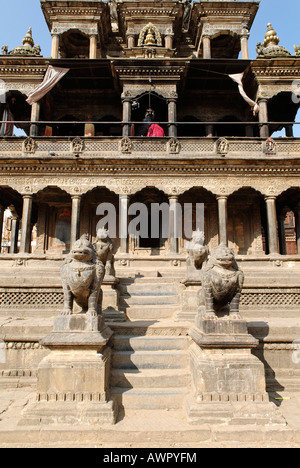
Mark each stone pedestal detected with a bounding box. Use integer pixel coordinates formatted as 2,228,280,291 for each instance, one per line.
102,277,126,322
186,317,286,426
20,314,117,426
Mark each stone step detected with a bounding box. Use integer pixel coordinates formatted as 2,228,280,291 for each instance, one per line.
111,387,188,409
112,335,189,352
110,368,190,389
121,294,178,306
111,350,189,370
119,283,179,295
121,277,182,284
126,305,177,320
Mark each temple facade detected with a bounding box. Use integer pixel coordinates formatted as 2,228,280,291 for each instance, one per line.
0,0,300,421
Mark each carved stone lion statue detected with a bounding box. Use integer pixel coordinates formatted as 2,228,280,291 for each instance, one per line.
199,243,244,320
60,234,105,316
93,228,116,279
186,230,209,280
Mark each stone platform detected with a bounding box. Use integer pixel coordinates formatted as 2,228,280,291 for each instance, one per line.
0,378,300,448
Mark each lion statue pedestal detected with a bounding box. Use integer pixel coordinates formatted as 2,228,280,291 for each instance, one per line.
20,235,117,426
186,243,286,427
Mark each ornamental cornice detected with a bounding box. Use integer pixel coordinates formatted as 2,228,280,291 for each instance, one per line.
0,172,298,199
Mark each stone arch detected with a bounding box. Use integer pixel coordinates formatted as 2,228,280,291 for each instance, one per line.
129,187,169,251
2,90,31,136
138,23,162,47
59,29,90,59
0,186,23,254
178,187,218,251
228,187,266,255
267,92,300,137
210,32,240,59
81,187,120,250
33,186,72,254
276,187,300,255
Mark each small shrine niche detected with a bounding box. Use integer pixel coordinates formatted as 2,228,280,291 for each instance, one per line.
138,23,162,47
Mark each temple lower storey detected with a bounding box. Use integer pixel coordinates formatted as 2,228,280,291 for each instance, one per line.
0,0,300,444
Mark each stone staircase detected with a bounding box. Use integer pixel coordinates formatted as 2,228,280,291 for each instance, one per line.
110,329,190,410
110,275,191,410
119,276,180,320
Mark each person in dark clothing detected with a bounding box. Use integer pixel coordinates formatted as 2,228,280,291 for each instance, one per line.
137,108,155,136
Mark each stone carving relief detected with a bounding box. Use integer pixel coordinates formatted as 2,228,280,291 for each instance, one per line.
216,137,229,155
168,138,181,154
23,138,37,154
120,136,132,154
71,137,85,154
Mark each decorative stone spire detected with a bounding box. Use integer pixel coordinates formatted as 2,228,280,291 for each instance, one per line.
1,28,42,57
256,23,291,58
263,23,280,48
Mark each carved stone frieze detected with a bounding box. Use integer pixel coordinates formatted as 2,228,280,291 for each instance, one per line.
0,174,299,199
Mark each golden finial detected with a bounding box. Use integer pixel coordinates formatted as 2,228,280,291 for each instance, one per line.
22,27,35,48
263,23,280,48
144,26,156,46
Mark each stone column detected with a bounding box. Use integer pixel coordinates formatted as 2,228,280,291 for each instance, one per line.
89,35,98,59
258,98,269,138
295,203,300,254
30,101,40,137
0,204,4,253
20,195,33,253
168,98,177,138
127,35,135,49
119,194,129,254
122,98,132,137
165,35,173,49
51,34,59,59
169,195,179,254
217,195,228,246
70,195,81,249
265,196,279,254
202,36,211,59
240,33,249,59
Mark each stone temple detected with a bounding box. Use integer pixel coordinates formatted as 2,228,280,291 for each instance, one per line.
0,0,300,447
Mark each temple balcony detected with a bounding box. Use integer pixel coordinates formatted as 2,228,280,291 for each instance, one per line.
0,134,300,162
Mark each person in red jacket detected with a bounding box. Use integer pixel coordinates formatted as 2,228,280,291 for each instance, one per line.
147,123,165,137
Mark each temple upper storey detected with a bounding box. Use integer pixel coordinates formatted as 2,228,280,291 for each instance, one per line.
40,0,259,59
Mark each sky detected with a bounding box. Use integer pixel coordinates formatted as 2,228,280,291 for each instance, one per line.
0,0,299,132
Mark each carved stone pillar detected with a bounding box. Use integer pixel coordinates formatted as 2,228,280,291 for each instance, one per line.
240,33,249,59
168,98,177,138
278,212,287,255
165,35,173,49
217,196,228,246
8,206,19,254
89,35,97,59
127,35,135,49
169,195,179,254
122,98,132,137
20,195,33,253
202,36,211,59
119,194,129,254
0,204,4,253
258,98,269,138
70,195,81,249
30,101,40,137
51,34,59,59
265,196,279,254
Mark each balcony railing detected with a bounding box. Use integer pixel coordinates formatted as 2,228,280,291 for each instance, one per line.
0,121,300,160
